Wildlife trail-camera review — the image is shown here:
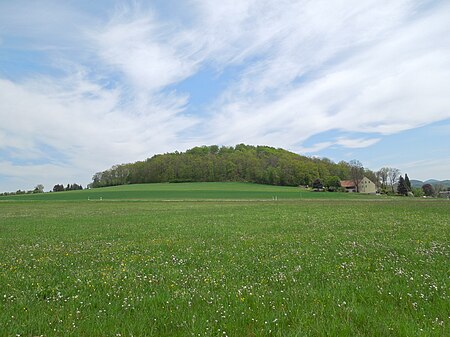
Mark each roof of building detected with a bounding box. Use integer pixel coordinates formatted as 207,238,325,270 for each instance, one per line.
340,180,355,188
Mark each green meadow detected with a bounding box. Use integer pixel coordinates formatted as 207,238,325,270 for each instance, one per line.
1,183,449,336
0,182,381,201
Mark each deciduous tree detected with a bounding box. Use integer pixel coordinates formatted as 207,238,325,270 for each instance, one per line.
387,167,401,194
422,183,434,197
377,167,389,191
89,145,357,188
324,176,341,191
33,184,44,193
53,184,64,192
349,160,364,192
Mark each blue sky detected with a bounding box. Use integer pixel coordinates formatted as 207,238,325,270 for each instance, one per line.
1,0,450,191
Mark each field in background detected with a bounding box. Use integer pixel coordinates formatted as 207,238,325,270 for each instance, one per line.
0,185,449,336
1,182,383,201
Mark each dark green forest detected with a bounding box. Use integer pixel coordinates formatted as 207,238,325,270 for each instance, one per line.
91,144,363,188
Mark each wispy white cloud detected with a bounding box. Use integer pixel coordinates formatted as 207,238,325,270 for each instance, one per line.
335,138,381,149
297,142,334,154
0,74,197,190
202,0,450,149
1,0,449,190
94,12,198,92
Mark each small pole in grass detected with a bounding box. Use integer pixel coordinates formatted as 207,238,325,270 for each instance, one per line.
100,197,102,201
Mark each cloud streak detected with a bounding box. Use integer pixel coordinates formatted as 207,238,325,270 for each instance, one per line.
1,0,449,190
202,0,450,149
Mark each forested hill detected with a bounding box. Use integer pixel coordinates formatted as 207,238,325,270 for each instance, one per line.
91,144,355,188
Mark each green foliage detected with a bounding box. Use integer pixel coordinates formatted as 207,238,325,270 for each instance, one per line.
412,187,424,197
53,183,83,192
53,184,65,192
0,199,448,336
90,145,352,188
324,176,341,191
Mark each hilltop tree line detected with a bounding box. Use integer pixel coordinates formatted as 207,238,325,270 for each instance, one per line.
89,144,449,197
1,145,446,197
0,183,83,196
52,183,83,192
91,144,394,191
91,145,355,188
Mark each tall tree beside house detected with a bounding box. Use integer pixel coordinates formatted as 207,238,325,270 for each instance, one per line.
404,173,412,191
377,167,389,191
349,160,364,192
397,176,408,196
387,167,401,194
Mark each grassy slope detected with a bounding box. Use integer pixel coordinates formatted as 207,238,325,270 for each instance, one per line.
1,182,381,201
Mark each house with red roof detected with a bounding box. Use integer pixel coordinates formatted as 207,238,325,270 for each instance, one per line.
340,177,377,194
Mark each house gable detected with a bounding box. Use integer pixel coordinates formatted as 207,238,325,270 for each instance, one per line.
340,177,376,193
358,177,376,194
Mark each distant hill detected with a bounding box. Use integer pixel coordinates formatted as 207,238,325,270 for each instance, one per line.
410,179,450,188
91,144,353,188
410,180,423,188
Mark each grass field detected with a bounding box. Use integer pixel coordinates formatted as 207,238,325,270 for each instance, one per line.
1,183,449,336
1,182,384,201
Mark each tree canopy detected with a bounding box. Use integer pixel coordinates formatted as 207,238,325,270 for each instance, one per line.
422,183,435,197
90,144,355,188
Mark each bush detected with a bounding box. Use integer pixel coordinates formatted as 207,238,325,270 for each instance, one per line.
412,187,424,198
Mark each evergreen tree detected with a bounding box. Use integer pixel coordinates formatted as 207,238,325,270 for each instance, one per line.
404,173,412,191
397,175,408,196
